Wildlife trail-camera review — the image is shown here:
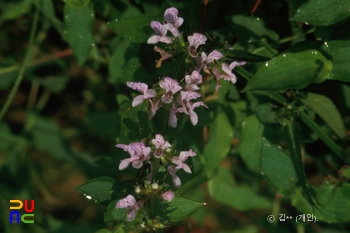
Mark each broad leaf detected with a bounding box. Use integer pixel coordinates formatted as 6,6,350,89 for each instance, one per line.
153,197,204,222
243,49,333,92
64,0,90,8
117,101,150,143
291,0,350,26
108,14,154,43
302,92,345,138
64,3,94,65
292,183,350,223
203,110,233,177
75,177,116,204
104,199,128,222
239,115,264,171
208,170,271,211
321,40,350,82
39,76,69,94
261,138,298,195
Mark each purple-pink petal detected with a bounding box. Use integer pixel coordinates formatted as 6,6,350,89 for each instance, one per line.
161,190,175,202
168,104,178,128
119,158,132,170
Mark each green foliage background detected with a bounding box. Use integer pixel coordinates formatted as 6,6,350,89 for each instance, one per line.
1,0,350,232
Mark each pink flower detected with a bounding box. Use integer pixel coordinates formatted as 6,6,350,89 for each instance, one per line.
116,142,151,170
116,195,141,221
147,21,173,44
167,150,196,188
148,99,160,120
167,166,181,188
177,91,208,126
187,33,207,57
171,150,196,173
161,190,175,202
126,82,156,107
214,61,246,83
164,7,183,37
185,70,202,91
164,7,183,28
151,134,171,158
159,77,182,104
200,50,223,73
168,104,178,128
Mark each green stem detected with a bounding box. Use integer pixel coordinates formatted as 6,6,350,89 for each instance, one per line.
299,112,347,163
271,193,281,226
235,66,253,81
0,1,41,121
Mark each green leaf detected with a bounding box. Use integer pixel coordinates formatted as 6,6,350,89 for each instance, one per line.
108,14,154,43
117,101,150,143
302,92,345,138
243,49,333,92
203,110,233,177
254,103,278,125
339,166,350,179
291,0,350,26
208,171,271,211
39,76,69,94
64,0,90,8
27,114,74,161
64,3,94,65
108,39,142,83
321,40,350,82
104,199,128,222
1,0,32,21
75,177,116,204
261,138,298,195
153,197,204,222
41,0,62,32
224,15,279,44
95,230,113,233
292,183,350,223
239,115,264,171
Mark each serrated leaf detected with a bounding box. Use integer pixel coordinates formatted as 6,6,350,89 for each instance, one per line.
260,138,298,195
117,101,150,143
243,49,333,92
75,177,116,204
104,199,128,222
292,183,350,223
321,40,350,82
239,115,264,171
203,110,233,177
64,3,94,65
291,0,350,26
154,197,204,222
302,92,345,138
208,171,271,211
108,14,154,43
108,39,141,83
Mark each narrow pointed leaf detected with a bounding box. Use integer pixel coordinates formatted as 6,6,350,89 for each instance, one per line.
239,115,264,171
203,110,233,177
302,92,345,138
260,138,298,195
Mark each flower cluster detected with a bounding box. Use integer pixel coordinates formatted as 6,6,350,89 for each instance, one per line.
115,134,196,221
127,70,207,127
126,7,246,127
